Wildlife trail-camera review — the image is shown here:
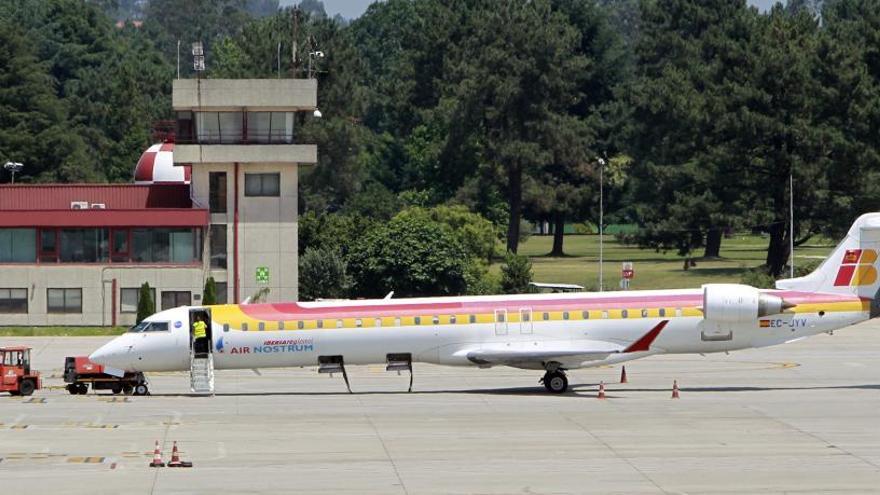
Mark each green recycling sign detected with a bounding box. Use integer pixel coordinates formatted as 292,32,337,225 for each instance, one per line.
256,266,270,284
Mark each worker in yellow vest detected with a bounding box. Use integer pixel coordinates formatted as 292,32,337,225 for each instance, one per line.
193,316,208,356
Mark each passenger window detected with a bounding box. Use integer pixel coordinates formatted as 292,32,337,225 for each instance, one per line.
675,308,682,317
522,312,530,322
621,310,628,318
543,312,549,321
450,315,457,324
641,309,648,318
433,316,440,324
223,323,230,333
336,319,343,328
297,321,304,330
469,315,476,324
659,308,666,317
602,311,609,319
317,320,324,329
563,312,569,320
279,321,285,330
375,318,381,327
415,316,421,325
355,319,363,328
395,317,402,327
497,313,505,322
258,322,266,331
582,310,589,320
242,322,249,331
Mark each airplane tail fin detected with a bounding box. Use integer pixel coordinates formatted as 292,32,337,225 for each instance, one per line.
776,213,880,306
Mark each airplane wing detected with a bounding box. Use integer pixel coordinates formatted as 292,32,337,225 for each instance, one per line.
464,320,668,369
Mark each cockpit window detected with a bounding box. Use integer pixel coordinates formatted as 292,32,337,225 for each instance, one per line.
128,321,170,332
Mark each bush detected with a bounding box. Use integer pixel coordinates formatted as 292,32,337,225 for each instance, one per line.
136,282,154,323
740,267,776,289
500,253,533,294
395,205,499,262
299,247,351,301
203,277,217,306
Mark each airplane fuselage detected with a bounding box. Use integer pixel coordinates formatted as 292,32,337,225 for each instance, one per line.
96,288,869,373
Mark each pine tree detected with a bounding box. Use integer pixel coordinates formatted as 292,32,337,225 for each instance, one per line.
136,283,155,324
203,277,218,306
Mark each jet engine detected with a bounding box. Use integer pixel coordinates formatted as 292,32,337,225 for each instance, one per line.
702,284,791,323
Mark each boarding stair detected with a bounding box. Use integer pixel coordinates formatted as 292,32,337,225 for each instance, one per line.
190,353,214,395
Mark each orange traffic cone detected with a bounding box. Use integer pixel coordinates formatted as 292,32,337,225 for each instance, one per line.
597,381,606,399
620,366,628,384
167,441,193,468
671,380,680,399
149,440,165,467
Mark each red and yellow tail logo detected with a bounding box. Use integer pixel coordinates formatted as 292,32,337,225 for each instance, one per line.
834,249,878,286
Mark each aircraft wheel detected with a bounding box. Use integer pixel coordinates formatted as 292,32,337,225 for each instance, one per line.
111,384,122,395
122,384,134,396
76,383,88,395
19,379,35,396
134,383,149,396
543,371,568,394
66,384,78,395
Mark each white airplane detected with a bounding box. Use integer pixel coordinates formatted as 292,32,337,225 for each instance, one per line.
89,213,880,394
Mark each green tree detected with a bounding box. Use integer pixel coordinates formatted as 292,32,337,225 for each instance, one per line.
203,277,218,305
347,215,472,298
394,205,499,263
500,253,533,294
298,247,351,301
136,282,155,324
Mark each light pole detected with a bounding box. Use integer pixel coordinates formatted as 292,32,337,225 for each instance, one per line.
4,161,23,184
308,50,324,79
597,156,606,292
789,170,794,278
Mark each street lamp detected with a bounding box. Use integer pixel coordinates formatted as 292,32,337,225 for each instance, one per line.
308,50,324,79
4,161,23,184
597,156,606,292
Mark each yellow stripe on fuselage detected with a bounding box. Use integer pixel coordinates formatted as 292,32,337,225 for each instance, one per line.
206,300,868,332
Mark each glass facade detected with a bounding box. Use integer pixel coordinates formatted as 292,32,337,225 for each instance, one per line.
176,111,295,144
24,227,203,264
0,229,36,263
209,172,227,213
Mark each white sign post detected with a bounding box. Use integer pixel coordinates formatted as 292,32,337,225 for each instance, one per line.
621,262,634,290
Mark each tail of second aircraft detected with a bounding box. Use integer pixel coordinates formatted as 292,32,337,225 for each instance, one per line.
776,213,880,308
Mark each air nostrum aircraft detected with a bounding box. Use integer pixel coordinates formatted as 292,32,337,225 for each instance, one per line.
90,213,880,395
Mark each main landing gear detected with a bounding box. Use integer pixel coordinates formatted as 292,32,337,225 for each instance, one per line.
541,370,568,394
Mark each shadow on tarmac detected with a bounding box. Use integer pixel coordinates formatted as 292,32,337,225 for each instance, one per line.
146,382,880,398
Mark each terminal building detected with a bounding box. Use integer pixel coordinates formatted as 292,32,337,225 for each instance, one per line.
0,78,317,327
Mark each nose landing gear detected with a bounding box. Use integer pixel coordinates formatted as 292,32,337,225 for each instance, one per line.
541,370,568,394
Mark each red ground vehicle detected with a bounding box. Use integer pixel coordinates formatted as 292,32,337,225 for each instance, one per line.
1,347,42,396
64,356,148,395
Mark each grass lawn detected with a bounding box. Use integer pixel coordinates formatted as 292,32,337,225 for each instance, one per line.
0,327,127,337
497,234,836,291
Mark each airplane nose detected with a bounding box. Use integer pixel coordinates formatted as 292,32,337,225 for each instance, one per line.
89,338,129,369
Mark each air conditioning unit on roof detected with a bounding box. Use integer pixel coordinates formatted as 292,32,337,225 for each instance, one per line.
70,201,89,210
90,203,106,209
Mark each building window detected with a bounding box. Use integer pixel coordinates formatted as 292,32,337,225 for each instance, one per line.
176,111,194,143
111,229,130,263
244,173,280,197
247,112,294,144
160,291,191,310
196,111,243,144
0,288,27,313
209,172,227,213
132,228,200,263
215,282,228,304
47,288,82,314
210,224,227,269
39,229,58,263
0,228,36,263
120,287,156,313
60,228,109,263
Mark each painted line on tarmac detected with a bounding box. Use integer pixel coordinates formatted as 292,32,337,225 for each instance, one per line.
66,456,106,464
